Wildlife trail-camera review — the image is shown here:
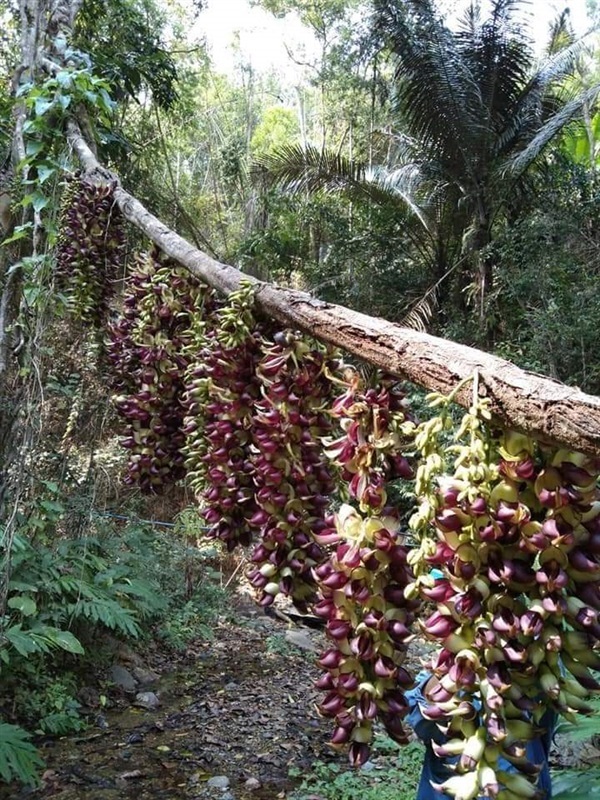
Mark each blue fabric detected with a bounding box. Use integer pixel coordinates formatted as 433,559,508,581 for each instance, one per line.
405,671,555,799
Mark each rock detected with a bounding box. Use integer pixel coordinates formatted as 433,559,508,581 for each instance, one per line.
115,642,144,666
95,714,109,730
109,665,137,693
134,691,161,710
207,776,230,789
132,666,160,686
244,777,261,791
78,686,100,707
285,629,316,652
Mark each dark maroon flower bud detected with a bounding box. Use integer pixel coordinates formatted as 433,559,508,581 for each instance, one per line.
570,548,600,574
383,585,407,606
348,742,370,768
350,633,375,660
331,725,352,745
319,692,346,717
520,610,544,638
502,641,528,664
469,496,487,515
384,691,409,716
424,611,458,639
357,694,378,721
338,673,359,694
436,509,463,531
315,673,336,691
374,657,397,678
492,607,519,637
318,649,343,669
327,619,352,640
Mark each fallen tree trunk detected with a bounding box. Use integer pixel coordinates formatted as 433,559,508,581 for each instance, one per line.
67,121,600,458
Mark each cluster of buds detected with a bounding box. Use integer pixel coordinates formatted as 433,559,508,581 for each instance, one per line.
408,388,600,799
325,369,415,510
313,505,417,766
107,250,209,492
182,283,264,550
55,174,125,325
246,332,337,610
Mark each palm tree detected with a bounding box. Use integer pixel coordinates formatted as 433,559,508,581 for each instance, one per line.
255,0,599,335
375,0,598,321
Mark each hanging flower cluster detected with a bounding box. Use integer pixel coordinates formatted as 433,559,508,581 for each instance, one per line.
182,283,264,550
246,332,338,610
325,369,415,510
314,505,417,767
108,250,209,492
408,387,600,799
314,368,418,765
55,174,125,324
102,248,600,790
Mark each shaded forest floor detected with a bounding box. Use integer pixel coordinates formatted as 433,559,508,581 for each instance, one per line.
3,591,600,800
1,595,355,800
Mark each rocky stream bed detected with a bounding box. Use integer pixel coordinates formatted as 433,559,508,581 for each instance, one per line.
3,595,599,800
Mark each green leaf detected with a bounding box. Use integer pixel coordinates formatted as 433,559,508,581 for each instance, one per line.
37,164,56,184
7,580,39,593
0,723,43,786
7,595,37,617
4,625,43,656
15,81,34,97
1,223,33,246
25,140,44,157
553,767,600,798
98,88,115,113
39,499,64,515
20,192,50,213
34,97,53,116
43,629,85,655
55,70,75,88
32,193,50,213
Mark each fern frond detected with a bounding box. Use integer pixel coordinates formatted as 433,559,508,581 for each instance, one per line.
68,599,140,638
0,723,44,786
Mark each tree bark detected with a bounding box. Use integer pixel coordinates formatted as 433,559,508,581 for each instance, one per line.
66,121,600,458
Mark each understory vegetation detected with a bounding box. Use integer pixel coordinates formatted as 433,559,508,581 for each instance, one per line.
0,500,228,785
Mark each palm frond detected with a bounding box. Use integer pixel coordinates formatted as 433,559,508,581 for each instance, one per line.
399,288,439,331
253,143,433,231
398,254,465,330
374,0,485,180
254,143,365,195
458,1,533,144
545,9,575,55
368,163,431,230
507,83,600,175
524,35,591,99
